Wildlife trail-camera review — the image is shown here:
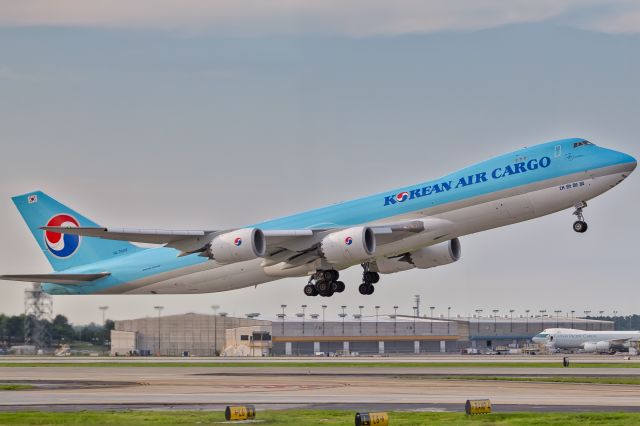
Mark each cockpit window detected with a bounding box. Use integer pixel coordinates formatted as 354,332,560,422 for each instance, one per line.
573,140,593,148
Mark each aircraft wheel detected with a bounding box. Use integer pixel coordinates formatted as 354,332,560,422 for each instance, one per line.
330,281,339,292
304,284,318,296
573,220,588,233
358,283,369,295
335,281,345,293
367,284,375,295
364,271,380,283
322,270,335,281
316,280,330,293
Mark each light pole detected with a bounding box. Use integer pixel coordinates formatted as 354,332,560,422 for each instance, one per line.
99,306,108,325
571,310,575,328
99,306,108,354
599,310,605,330
393,306,398,335
375,306,380,335
301,304,307,335
281,304,287,334
475,309,483,334
492,309,499,333
509,309,514,333
340,305,347,335
447,307,451,334
412,306,417,335
430,306,435,333
525,309,530,332
154,306,164,356
613,310,618,331
321,305,327,335
539,310,546,331
358,305,364,334
584,310,591,330
554,310,562,328
211,304,219,356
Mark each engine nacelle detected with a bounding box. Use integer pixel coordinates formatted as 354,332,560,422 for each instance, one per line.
408,238,461,269
583,341,611,353
596,341,611,353
374,238,461,274
205,228,266,264
320,226,376,265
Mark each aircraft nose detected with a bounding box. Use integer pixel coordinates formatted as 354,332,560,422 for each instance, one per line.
626,154,637,173
617,151,636,173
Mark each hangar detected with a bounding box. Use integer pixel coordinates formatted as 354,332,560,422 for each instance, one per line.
110,312,612,356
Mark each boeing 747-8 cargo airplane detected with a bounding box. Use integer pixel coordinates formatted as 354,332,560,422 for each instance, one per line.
1,138,636,297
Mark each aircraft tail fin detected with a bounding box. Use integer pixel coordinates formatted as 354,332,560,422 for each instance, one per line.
11,191,143,272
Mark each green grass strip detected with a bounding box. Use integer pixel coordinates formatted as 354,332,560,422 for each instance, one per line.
0,384,35,390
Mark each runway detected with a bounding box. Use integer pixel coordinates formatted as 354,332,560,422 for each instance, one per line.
1,356,639,412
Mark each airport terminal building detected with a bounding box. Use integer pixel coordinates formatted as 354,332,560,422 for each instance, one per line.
111,312,612,356
111,313,270,356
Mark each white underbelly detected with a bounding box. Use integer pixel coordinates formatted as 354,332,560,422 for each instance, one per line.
125,258,275,294
436,171,624,236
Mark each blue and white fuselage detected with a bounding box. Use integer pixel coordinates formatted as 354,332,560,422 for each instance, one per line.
2,138,636,296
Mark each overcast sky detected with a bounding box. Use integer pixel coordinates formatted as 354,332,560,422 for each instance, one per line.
0,2,638,324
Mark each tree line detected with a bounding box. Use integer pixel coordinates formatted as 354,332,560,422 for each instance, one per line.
0,314,115,347
590,315,640,331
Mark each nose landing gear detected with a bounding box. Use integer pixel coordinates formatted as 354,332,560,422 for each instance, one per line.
572,201,588,233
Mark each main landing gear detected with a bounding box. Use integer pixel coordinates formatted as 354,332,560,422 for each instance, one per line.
572,201,588,233
303,270,345,297
358,264,380,295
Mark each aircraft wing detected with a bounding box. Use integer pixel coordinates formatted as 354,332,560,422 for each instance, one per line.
43,218,453,267
260,219,452,268
0,273,111,285
41,226,214,245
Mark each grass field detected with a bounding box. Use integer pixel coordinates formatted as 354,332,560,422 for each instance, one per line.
1,411,640,425
0,361,638,368
443,376,640,385
0,384,34,391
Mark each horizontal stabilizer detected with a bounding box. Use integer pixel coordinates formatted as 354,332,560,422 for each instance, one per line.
0,272,111,285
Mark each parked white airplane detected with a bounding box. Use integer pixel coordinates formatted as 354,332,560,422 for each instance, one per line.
533,328,640,353
0,138,636,296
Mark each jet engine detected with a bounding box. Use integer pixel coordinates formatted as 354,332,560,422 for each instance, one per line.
375,238,461,274
583,341,611,353
205,228,266,263
596,341,611,353
408,238,461,269
320,226,376,265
